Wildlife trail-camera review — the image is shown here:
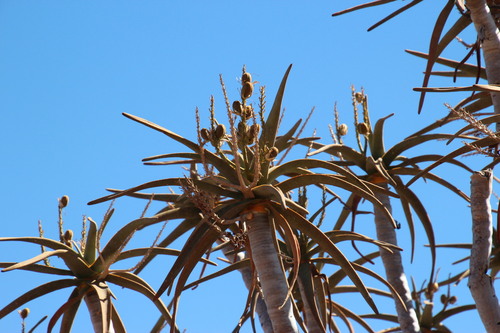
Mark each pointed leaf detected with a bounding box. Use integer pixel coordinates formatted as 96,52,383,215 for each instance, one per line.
369,113,393,159
417,0,455,113
0,279,80,319
183,259,250,290
106,272,178,332
84,218,98,265
279,206,379,314
407,136,499,186
259,64,293,179
48,286,85,333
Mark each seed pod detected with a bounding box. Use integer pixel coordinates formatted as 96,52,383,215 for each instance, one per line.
19,308,30,319
430,282,439,293
411,291,419,301
214,124,226,140
337,123,348,136
241,81,254,100
265,147,279,161
354,92,364,103
59,195,69,208
242,72,252,83
247,123,260,142
449,296,457,304
232,100,243,115
243,105,254,120
200,128,211,141
440,294,448,304
356,122,370,135
64,229,73,244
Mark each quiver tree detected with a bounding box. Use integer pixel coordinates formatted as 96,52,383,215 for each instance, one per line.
89,66,406,332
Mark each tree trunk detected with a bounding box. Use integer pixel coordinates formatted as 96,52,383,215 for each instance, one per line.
219,239,273,333
297,273,325,333
466,0,500,130
374,188,421,333
245,209,298,333
469,170,500,332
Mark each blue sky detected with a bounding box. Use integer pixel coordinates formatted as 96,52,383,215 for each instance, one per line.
0,1,490,332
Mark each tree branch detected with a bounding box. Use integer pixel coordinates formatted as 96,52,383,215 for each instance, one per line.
469,170,500,332
466,0,500,130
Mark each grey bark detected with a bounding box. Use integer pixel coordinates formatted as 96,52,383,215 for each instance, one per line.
219,238,273,333
466,0,500,130
246,211,298,333
469,170,500,332
374,189,421,333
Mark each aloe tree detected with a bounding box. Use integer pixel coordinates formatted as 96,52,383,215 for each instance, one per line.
0,197,187,332
333,2,500,331
307,89,476,332
89,65,405,332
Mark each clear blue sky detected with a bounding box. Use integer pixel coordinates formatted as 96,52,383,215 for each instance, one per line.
0,1,489,332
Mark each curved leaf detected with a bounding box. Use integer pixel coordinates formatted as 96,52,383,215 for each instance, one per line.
369,113,393,159
0,279,80,319
259,64,293,179
279,206,379,314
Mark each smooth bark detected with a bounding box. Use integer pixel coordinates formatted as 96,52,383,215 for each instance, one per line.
246,210,298,333
466,0,500,130
374,188,421,333
219,239,273,333
469,170,500,332
297,276,324,333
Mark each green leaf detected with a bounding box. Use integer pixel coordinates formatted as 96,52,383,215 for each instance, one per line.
369,113,393,159
259,64,293,179
84,218,98,265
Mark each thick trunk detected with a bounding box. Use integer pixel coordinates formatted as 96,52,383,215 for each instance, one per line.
246,210,298,333
219,239,273,333
469,170,500,332
466,0,500,130
374,189,421,333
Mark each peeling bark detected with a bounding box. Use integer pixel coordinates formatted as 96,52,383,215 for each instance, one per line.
374,189,421,333
469,170,500,332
